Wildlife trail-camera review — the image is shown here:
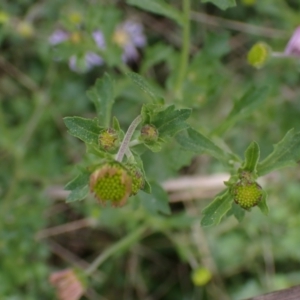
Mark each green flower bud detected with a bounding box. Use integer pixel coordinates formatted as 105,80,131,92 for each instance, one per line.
98,128,120,152
125,164,145,195
140,124,159,143
90,163,132,207
232,180,263,209
247,42,271,69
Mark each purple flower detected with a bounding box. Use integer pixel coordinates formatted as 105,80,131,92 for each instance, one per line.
68,32,105,73
69,52,103,73
92,30,106,49
49,20,146,72
48,29,69,45
113,20,146,62
284,26,300,56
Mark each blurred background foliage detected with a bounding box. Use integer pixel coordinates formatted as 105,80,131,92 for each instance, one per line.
1,0,300,299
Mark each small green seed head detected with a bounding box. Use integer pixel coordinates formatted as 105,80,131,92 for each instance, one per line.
232,181,263,209
125,164,145,195
140,124,159,143
90,163,132,207
247,42,271,69
98,128,120,152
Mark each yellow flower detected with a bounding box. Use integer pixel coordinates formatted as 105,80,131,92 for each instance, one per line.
113,29,130,47
68,12,82,25
70,32,82,44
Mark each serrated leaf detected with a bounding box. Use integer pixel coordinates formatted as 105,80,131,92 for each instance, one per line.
65,171,90,203
86,73,114,127
64,117,101,145
141,103,164,124
126,72,161,103
66,186,89,202
201,0,236,10
201,189,233,227
176,128,228,162
241,141,260,175
257,190,268,215
139,182,170,215
126,0,183,25
65,172,90,191
257,129,300,176
213,86,269,135
152,105,191,138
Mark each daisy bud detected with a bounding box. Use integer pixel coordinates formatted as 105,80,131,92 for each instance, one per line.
247,42,271,69
90,163,132,207
232,180,263,209
140,124,159,143
98,128,120,152
49,269,85,300
125,164,145,195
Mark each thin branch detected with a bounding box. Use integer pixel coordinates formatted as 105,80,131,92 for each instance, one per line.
190,11,287,38
0,56,39,92
35,218,94,240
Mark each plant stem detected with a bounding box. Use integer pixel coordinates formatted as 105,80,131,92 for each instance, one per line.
174,0,191,99
116,115,142,162
85,225,148,276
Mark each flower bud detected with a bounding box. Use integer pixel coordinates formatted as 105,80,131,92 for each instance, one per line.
232,180,263,209
98,128,120,152
125,164,145,195
16,21,34,38
90,163,132,207
140,124,159,143
49,268,85,300
247,42,271,69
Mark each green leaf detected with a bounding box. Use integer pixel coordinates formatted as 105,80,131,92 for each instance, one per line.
176,128,228,162
126,0,183,25
126,72,162,103
257,190,268,215
201,189,233,227
65,172,90,190
139,182,170,215
213,86,269,135
86,73,114,127
201,0,236,10
257,129,300,176
141,103,164,124
152,105,191,138
231,202,246,223
64,117,101,145
241,141,260,175
65,172,90,203
112,116,121,132
144,140,163,152
66,186,89,202
141,43,174,73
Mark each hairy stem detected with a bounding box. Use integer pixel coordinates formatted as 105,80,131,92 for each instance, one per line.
116,115,142,162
